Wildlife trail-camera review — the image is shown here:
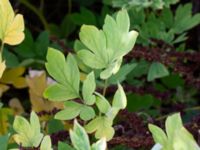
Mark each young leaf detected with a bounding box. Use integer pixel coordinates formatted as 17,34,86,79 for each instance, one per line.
0,0,24,45
82,72,96,105
91,138,107,150
165,113,183,141
80,105,95,121
148,124,167,146
78,9,138,79
95,92,111,114
173,127,200,150
69,120,91,150
147,62,169,81
40,135,53,150
55,101,82,120
13,111,43,147
85,116,114,141
44,48,80,101
112,84,127,109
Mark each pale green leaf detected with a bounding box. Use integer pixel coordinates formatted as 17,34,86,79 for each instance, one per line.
80,105,95,121
112,84,127,109
78,50,106,69
55,101,82,120
82,72,96,105
173,127,200,150
79,25,107,66
148,124,167,146
13,111,43,147
165,113,183,141
91,138,107,150
70,120,90,150
100,58,122,79
85,116,114,141
78,9,138,80
95,93,111,114
40,135,53,150
44,83,78,102
45,48,80,101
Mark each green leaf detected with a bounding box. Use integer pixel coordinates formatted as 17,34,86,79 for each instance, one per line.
108,63,137,84
112,84,127,109
173,127,200,150
58,142,75,150
78,25,107,68
91,138,107,150
148,124,167,146
85,116,114,141
3,48,19,68
95,92,111,114
82,72,96,105
40,135,52,150
13,111,43,147
147,62,169,81
0,134,9,150
15,29,35,58
44,83,79,102
165,113,183,141
100,58,122,79
80,105,95,121
78,9,138,79
70,120,90,150
61,14,76,37
35,31,49,59
48,119,64,134
173,3,200,34
103,9,138,60
44,48,80,101
55,101,82,120
30,111,40,131
71,7,97,26
126,94,158,112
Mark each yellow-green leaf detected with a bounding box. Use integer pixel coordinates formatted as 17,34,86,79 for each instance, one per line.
0,0,25,45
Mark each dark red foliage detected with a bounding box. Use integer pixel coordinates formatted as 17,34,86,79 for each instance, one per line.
109,110,154,149
50,130,69,146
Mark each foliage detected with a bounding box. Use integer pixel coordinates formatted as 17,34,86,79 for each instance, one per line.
68,120,107,150
149,113,200,150
44,9,138,141
0,0,200,149
104,0,179,10
12,111,52,149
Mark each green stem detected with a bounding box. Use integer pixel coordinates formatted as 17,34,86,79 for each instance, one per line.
19,0,49,31
102,79,108,96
